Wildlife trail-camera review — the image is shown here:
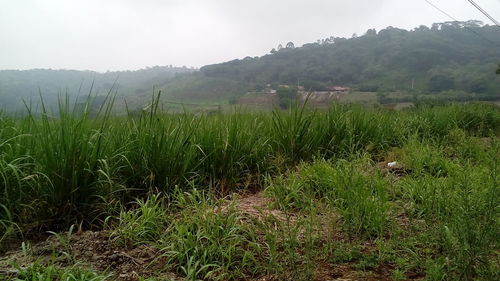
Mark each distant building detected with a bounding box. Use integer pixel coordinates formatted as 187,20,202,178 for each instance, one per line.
297,86,349,103
326,86,350,93
263,88,277,94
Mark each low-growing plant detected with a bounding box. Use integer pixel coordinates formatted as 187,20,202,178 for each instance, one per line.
250,209,321,281
266,158,390,237
160,204,262,280
111,194,168,247
424,257,448,281
48,224,76,264
394,137,458,177
0,203,19,248
13,261,111,281
399,176,454,220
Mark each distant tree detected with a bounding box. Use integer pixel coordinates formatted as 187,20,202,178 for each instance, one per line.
497,64,500,74
365,29,377,36
333,37,347,44
276,86,298,109
463,20,483,27
286,42,295,49
467,78,488,93
277,44,283,51
302,80,326,91
415,25,430,32
270,48,277,54
430,74,455,92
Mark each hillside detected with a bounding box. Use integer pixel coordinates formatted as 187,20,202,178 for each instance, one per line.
0,66,194,113
164,20,500,102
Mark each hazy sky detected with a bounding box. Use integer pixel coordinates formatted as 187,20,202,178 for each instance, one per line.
1,0,499,72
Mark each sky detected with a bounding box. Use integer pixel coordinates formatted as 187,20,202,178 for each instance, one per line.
0,0,499,72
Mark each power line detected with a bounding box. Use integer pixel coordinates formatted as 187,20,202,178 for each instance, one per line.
467,0,500,27
423,0,500,46
424,0,460,21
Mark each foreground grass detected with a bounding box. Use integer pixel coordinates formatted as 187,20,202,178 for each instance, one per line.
0,100,499,280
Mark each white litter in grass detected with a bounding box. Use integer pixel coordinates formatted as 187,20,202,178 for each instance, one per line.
387,161,398,168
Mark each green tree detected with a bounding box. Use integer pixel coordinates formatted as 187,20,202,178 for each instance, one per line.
276,86,298,109
429,73,455,92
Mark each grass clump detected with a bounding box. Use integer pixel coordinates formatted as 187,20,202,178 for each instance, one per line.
13,261,110,281
439,167,499,280
266,157,390,238
160,205,262,281
395,140,500,280
111,194,169,247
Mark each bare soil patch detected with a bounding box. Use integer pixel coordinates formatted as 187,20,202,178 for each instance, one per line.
229,191,294,222
0,230,180,281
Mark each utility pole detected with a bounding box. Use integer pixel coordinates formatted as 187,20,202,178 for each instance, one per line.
411,78,415,90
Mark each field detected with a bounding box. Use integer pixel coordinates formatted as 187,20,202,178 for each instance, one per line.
0,97,499,281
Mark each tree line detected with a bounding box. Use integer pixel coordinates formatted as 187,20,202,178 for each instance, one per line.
193,20,500,99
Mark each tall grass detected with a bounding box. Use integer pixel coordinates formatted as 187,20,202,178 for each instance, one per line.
397,137,500,280
316,105,399,157
271,103,317,164
195,112,270,193
402,103,500,140
0,99,498,241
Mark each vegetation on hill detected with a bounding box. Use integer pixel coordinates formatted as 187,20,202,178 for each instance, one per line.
168,20,500,101
0,66,194,113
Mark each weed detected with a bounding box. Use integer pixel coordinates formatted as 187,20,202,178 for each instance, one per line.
160,204,261,280
13,261,111,281
111,194,168,247
266,158,390,237
48,224,76,264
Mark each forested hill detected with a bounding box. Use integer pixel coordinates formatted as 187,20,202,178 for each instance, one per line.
0,66,194,113
164,20,500,100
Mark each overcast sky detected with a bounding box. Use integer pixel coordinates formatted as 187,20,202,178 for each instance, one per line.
0,0,499,72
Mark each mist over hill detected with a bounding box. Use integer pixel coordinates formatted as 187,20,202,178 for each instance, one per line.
1,20,499,112
0,66,194,113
